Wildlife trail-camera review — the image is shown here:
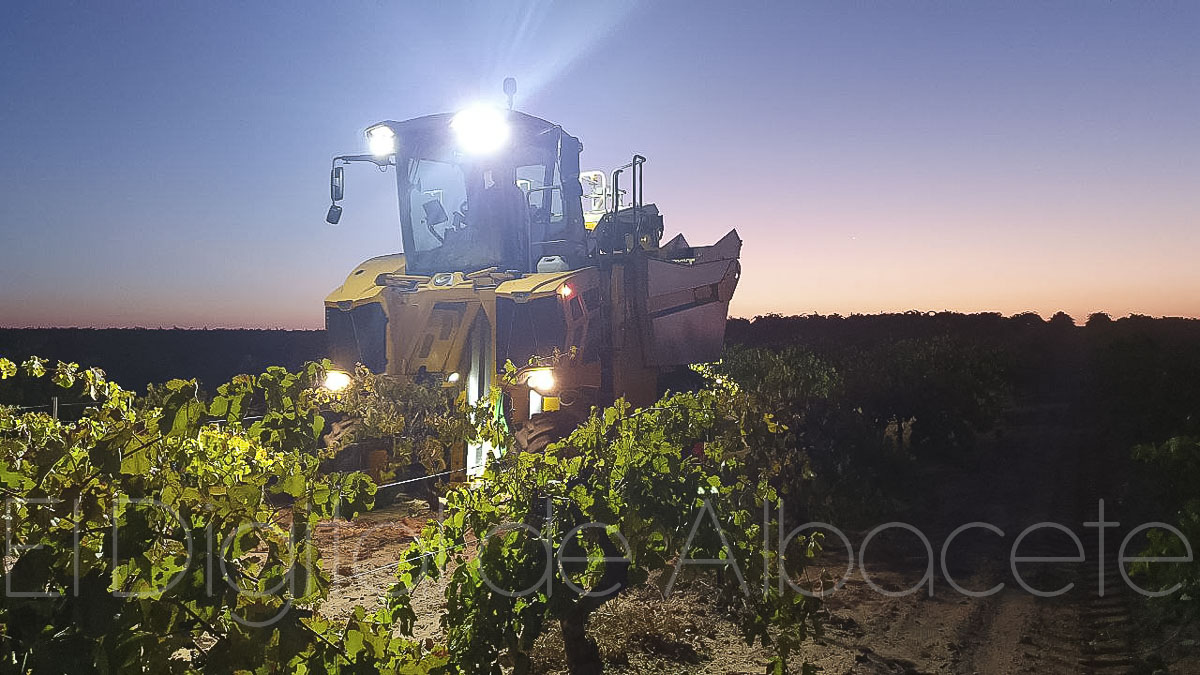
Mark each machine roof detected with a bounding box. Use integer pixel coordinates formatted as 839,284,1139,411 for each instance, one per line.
374,111,580,150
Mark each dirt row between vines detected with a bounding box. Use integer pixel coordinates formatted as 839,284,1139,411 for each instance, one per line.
310,393,1158,674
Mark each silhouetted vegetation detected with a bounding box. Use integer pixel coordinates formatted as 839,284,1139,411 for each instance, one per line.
0,328,325,404
727,311,1200,627
4,312,1199,421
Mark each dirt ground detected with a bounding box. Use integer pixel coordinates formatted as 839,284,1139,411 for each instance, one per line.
310,385,1180,674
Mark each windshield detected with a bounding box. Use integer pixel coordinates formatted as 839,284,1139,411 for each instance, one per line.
400,157,533,276
406,159,468,257
383,113,585,276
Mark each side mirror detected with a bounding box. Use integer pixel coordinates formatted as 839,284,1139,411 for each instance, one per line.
330,166,344,202
326,203,343,225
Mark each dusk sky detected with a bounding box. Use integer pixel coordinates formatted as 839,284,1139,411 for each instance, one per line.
1,1,1197,328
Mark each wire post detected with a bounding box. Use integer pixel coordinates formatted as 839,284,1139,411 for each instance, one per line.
51,396,58,420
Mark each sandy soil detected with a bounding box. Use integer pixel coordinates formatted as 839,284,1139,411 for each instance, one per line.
308,389,1168,674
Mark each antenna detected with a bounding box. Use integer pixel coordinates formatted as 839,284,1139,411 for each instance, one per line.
503,77,517,110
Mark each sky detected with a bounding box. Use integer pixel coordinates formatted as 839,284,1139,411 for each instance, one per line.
0,1,1197,328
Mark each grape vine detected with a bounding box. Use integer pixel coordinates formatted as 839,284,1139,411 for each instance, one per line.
1,355,826,674
0,357,445,673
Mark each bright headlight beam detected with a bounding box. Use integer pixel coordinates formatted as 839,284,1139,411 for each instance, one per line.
526,369,555,393
323,370,352,392
366,125,396,158
451,106,510,155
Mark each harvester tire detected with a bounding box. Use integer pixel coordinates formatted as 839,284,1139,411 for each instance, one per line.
514,410,586,455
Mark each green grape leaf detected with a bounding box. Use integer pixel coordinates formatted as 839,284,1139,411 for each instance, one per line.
22,356,47,378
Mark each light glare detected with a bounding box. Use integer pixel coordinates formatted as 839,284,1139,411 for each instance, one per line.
526,369,555,393
323,370,352,392
366,125,396,158
451,106,510,154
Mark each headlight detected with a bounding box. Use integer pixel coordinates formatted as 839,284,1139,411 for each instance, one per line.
322,370,352,392
526,368,555,394
451,106,510,154
366,124,396,158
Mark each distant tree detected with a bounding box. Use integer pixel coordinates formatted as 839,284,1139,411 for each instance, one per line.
1049,312,1076,327
1010,312,1045,328
724,317,752,343
1086,312,1113,327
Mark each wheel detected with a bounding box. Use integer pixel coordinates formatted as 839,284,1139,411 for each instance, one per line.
513,409,587,454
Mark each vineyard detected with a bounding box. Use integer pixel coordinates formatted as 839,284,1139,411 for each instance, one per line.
4,313,1200,673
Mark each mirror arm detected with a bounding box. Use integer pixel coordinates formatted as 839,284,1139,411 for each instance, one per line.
325,154,392,225
334,153,393,168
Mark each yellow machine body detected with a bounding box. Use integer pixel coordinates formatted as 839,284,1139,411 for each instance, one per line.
324,110,741,473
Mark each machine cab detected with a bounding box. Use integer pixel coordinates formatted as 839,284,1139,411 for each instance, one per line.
332,109,588,276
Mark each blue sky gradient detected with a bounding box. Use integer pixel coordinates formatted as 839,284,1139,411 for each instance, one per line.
1,1,1196,327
